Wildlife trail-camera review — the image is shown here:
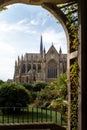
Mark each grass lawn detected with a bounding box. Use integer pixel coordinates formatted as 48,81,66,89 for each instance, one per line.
0,107,62,125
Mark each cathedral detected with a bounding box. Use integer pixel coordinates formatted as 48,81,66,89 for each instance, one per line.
14,36,67,83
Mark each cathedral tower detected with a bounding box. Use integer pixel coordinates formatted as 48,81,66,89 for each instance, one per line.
14,36,67,83
40,35,43,56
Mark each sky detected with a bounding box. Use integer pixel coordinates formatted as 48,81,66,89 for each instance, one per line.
0,3,67,81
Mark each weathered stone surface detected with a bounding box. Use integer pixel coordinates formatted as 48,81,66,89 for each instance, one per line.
0,0,76,7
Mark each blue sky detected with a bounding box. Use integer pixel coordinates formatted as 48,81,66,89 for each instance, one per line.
0,3,67,81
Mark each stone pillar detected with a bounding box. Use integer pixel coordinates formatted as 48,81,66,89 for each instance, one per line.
25,61,28,73
78,0,87,130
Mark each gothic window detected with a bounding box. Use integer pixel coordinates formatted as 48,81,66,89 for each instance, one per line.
28,64,31,71
21,64,26,73
15,66,19,74
33,64,36,70
63,62,67,73
26,76,28,82
47,59,57,78
38,64,41,72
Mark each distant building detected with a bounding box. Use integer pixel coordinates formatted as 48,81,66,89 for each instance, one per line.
7,79,13,83
14,36,67,83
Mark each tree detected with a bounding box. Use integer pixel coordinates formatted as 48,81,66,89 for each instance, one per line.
56,73,67,100
0,80,4,85
33,81,48,92
51,73,67,122
0,83,32,112
34,84,58,108
22,82,33,91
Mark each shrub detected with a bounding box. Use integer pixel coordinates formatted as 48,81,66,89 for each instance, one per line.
21,82,33,91
0,80,4,85
33,81,48,92
0,83,32,111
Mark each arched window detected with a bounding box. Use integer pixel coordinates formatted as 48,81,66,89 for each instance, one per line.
21,64,26,73
38,64,41,72
33,64,36,70
28,64,31,72
47,59,57,78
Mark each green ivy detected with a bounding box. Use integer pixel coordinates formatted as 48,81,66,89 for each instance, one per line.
70,60,79,130
65,3,78,130
66,22,78,52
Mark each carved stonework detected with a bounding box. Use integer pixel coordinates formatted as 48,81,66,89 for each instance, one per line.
14,41,67,83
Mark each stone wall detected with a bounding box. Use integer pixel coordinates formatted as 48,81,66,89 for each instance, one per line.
0,123,66,130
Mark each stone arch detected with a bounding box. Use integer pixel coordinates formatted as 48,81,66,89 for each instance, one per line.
0,0,73,7
0,1,78,130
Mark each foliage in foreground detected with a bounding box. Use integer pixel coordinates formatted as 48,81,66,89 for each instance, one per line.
33,73,67,109
0,83,32,110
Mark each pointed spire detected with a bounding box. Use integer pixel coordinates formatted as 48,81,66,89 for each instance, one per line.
18,56,20,63
40,35,43,56
59,47,62,54
21,54,23,61
44,46,46,54
15,60,17,66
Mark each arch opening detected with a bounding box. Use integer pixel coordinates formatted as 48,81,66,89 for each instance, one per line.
0,3,67,81
0,1,78,130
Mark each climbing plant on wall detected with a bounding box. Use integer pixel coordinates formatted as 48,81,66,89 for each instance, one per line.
70,60,79,130
66,3,78,130
58,2,78,130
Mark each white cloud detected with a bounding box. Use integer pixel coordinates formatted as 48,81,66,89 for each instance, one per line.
0,58,14,81
29,11,48,26
0,41,20,81
0,42,16,81
43,28,66,43
30,19,38,25
42,27,67,53
0,18,43,35
0,20,30,32
17,19,28,24
0,42,15,55
25,30,37,34
0,4,67,81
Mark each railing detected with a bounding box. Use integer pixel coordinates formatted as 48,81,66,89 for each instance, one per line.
0,106,65,126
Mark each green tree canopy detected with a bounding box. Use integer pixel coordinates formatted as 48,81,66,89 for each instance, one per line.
0,82,31,108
